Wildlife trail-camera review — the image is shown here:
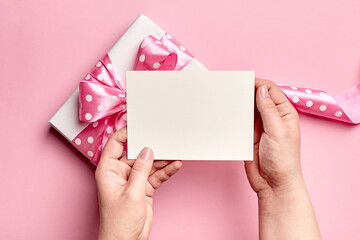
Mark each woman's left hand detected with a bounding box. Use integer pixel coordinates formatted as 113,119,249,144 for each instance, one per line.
95,127,182,240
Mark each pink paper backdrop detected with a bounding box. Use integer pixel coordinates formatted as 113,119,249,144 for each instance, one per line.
1,0,359,239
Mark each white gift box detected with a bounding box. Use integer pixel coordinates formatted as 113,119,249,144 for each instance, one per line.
49,14,207,150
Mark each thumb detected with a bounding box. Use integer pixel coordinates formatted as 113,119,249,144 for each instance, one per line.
256,85,284,136
127,147,154,191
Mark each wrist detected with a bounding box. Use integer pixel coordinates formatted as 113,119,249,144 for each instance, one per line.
257,177,308,217
98,231,116,240
98,226,118,240
257,177,322,240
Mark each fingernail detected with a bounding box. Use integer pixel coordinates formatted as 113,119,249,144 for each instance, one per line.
261,85,269,98
139,147,153,160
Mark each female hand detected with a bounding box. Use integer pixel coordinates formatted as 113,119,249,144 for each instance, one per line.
245,78,302,198
95,127,182,240
245,78,321,239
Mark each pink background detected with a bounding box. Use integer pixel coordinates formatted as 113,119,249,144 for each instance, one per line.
1,0,359,239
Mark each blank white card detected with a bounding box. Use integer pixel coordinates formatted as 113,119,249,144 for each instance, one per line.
126,71,254,160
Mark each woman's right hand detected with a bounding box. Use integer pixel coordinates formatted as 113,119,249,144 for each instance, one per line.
245,78,302,200
245,78,322,240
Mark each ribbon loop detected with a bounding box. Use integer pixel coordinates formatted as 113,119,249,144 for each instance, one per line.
79,54,126,123
135,35,177,70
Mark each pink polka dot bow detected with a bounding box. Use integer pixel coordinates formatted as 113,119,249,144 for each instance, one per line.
74,33,193,165
73,32,360,165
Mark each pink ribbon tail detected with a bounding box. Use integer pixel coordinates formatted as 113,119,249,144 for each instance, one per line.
280,84,360,124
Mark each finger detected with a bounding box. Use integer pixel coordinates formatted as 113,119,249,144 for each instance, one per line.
95,155,131,188
119,157,173,176
100,127,127,161
127,147,154,191
118,155,133,179
253,115,263,145
244,160,268,193
119,154,135,166
255,78,289,106
150,160,175,175
255,78,297,118
148,160,182,190
245,117,267,193
146,181,156,197
256,85,285,136
119,156,175,177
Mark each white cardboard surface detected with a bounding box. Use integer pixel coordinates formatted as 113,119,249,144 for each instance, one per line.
49,14,207,142
126,71,254,161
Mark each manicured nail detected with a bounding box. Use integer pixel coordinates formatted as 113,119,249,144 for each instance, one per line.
261,85,269,98
139,147,153,160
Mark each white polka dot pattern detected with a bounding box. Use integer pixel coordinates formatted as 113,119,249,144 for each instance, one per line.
139,54,145,62
85,113,92,120
279,85,349,123
97,74,104,80
335,111,342,117
75,138,81,145
320,105,327,112
153,62,160,69
97,105,105,112
77,53,128,165
85,94,92,102
306,100,313,107
87,151,94,157
106,63,113,70
106,127,113,134
292,96,299,103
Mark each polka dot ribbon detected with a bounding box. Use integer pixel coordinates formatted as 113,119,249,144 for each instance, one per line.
279,84,360,124
72,32,360,165
73,33,193,165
